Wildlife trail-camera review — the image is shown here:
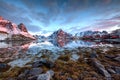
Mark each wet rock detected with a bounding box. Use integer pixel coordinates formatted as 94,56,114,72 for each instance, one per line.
105,54,120,62
90,58,111,78
18,73,27,80
114,67,120,74
67,77,73,80
28,68,43,76
38,49,53,54
59,72,65,76
71,54,79,61
17,68,42,80
32,59,54,68
105,55,116,59
107,68,116,74
6,78,16,80
17,69,29,80
28,76,38,80
113,56,120,62
32,61,43,67
90,53,98,58
37,70,54,80
0,63,7,68
0,63,10,72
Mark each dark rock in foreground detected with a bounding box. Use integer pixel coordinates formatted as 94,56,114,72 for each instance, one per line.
32,59,54,68
37,70,54,80
0,63,10,72
90,58,111,78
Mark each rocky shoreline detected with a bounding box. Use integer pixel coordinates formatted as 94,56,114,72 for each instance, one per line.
0,46,120,80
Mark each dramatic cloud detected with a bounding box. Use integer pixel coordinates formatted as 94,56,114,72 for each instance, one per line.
0,0,120,34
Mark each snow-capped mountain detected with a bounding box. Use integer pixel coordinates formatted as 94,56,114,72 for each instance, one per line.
0,16,35,40
111,29,120,35
48,29,73,39
47,29,73,47
75,30,108,37
33,35,46,41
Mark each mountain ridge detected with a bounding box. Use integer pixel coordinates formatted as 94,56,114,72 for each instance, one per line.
0,16,35,40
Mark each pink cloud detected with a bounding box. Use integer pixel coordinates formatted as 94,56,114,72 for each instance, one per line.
78,15,120,32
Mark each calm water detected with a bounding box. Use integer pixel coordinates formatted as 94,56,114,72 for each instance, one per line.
0,39,119,67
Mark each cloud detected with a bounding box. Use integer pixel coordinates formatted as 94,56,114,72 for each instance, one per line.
108,15,120,20
0,0,32,23
1,0,120,34
26,25,41,32
0,0,18,13
80,15,120,31
69,14,120,32
96,15,120,25
21,0,60,26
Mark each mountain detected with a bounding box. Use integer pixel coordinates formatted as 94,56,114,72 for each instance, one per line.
109,29,120,39
18,23,28,32
75,31,108,37
48,29,73,39
48,29,73,47
33,35,46,42
0,16,35,41
111,29,120,35
75,30,108,39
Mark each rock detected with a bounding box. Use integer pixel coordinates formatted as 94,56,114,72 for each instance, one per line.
105,55,116,59
32,59,54,68
0,16,35,40
6,78,16,80
18,73,27,80
32,60,44,67
37,70,54,80
105,54,120,62
114,67,120,74
107,68,116,74
0,63,7,68
90,58,111,78
67,77,73,80
28,76,38,80
28,68,43,76
90,53,98,58
18,23,28,32
17,69,29,80
0,63,10,72
17,68,43,80
113,56,120,62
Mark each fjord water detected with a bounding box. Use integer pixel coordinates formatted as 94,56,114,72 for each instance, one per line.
0,39,116,67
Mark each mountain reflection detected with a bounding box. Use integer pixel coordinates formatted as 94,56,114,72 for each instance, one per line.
0,39,116,62
0,41,32,62
48,38,72,47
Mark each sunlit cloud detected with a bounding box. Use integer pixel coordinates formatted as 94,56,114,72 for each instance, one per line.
0,0,120,34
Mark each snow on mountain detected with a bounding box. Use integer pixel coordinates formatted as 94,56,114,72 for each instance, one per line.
48,29,73,39
0,16,35,40
75,30,108,37
111,29,120,35
18,23,35,39
12,23,20,34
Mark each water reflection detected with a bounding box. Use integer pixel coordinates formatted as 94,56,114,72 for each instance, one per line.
0,41,32,62
48,38,72,47
0,39,116,52
0,39,119,67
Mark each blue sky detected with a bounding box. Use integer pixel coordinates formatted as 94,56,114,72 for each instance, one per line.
0,0,120,35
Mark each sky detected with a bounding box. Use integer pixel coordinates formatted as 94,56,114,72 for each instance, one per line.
0,0,120,35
